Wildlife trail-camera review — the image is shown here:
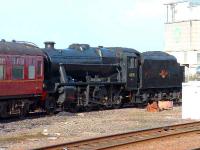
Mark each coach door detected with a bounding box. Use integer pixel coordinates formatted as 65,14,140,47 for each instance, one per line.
123,54,138,90
35,57,43,94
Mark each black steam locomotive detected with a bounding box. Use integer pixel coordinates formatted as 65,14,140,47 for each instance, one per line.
42,42,184,112
0,40,184,117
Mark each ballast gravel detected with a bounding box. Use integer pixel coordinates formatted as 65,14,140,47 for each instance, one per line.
0,107,195,150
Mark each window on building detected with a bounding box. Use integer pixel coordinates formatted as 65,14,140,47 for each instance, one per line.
12,65,24,80
0,65,4,80
197,53,200,64
28,65,35,79
37,61,42,77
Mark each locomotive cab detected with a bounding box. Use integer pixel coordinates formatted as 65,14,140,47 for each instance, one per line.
121,52,139,90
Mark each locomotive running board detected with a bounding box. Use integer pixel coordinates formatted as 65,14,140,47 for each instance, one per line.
59,82,126,87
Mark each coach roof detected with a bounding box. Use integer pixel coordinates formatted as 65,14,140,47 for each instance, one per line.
0,40,43,56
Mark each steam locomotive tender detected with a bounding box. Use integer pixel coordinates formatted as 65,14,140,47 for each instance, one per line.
0,40,184,117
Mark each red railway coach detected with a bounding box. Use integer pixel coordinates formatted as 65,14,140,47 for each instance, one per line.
0,40,44,117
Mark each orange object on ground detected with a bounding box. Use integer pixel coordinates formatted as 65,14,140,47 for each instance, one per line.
147,100,173,112
158,101,173,110
146,102,159,112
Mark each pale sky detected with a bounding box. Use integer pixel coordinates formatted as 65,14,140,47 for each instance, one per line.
0,0,166,52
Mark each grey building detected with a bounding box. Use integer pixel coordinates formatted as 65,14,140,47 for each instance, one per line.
164,0,200,81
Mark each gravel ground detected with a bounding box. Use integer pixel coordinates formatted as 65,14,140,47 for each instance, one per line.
0,106,195,150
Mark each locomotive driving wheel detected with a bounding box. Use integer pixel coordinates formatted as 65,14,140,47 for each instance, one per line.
112,91,122,109
45,96,57,115
66,102,79,113
93,87,109,107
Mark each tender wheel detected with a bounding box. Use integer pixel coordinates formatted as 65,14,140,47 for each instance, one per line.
98,105,106,111
112,104,121,109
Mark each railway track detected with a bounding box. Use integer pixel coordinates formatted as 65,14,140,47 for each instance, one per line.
33,121,200,150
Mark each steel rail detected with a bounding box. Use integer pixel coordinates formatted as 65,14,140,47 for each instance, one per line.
33,121,200,150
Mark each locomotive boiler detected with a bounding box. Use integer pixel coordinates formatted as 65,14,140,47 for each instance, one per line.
42,42,120,81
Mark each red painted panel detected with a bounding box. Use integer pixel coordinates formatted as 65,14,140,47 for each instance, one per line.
0,54,44,98
0,80,43,96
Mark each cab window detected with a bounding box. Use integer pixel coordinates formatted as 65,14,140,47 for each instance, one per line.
12,65,24,80
128,57,137,68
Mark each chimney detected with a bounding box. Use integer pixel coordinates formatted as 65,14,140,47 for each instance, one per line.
44,41,55,49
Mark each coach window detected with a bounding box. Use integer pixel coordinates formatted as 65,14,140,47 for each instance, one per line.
12,65,24,80
37,61,42,77
0,65,4,80
28,65,35,79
